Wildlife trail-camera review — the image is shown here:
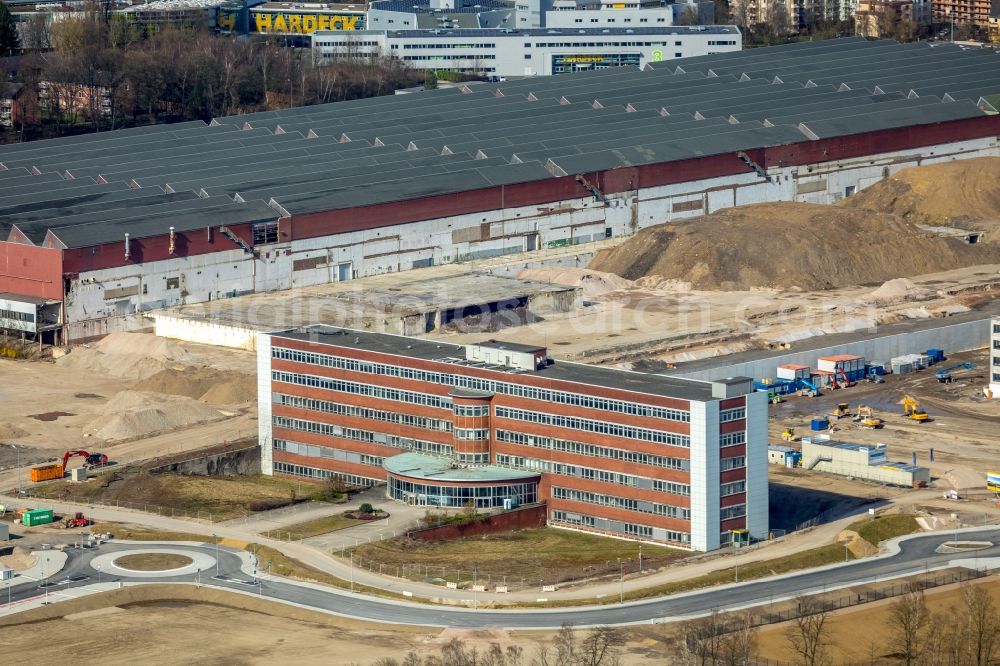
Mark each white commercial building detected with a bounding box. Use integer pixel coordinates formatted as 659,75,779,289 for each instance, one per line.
312,25,741,76
989,316,1000,398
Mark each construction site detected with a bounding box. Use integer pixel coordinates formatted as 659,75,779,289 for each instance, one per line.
1,39,1000,665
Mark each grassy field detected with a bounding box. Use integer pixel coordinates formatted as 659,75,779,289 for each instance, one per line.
848,513,920,547
350,527,685,585
280,512,361,540
115,553,194,571
31,472,312,522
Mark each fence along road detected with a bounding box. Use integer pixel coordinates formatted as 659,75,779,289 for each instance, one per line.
3,528,1000,629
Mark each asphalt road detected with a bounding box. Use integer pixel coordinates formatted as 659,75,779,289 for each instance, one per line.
5,528,999,628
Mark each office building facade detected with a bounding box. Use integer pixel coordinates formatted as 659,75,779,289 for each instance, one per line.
258,325,768,551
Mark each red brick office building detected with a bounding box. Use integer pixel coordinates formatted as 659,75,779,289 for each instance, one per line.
258,325,768,551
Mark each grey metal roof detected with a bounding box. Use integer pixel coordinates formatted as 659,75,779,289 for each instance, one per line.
275,324,720,400
0,38,997,250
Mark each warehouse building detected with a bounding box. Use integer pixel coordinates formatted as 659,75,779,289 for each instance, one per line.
259,325,768,550
0,39,999,342
800,436,930,487
312,26,740,76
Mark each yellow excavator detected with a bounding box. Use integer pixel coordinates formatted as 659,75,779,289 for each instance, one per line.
781,427,797,442
853,405,883,429
830,403,851,420
900,395,929,422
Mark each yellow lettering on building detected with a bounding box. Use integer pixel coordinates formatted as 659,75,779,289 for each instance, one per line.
251,10,362,33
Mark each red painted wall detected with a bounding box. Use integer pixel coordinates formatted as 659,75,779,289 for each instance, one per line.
0,242,63,300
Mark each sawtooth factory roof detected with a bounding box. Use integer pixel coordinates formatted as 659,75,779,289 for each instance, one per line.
1,38,999,250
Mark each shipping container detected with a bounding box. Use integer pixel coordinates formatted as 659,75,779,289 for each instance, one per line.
810,418,830,431
21,509,54,527
925,348,945,364
29,464,64,482
817,355,865,374
776,364,811,381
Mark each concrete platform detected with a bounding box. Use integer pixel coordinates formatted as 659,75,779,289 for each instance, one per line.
153,271,580,351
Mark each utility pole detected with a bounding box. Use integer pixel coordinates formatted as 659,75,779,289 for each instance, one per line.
214,534,220,576
350,552,354,592
639,544,643,573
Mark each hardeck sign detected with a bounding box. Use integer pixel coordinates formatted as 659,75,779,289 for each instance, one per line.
217,8,364,33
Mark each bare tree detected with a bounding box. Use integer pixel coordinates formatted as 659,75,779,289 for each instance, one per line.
961,584,1000,666
786,597,830,666
889,585,929,666
579,627,626,666
683,610,726,665
718,612,758,666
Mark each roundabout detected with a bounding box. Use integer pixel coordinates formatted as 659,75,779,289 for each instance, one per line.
90,548,217,578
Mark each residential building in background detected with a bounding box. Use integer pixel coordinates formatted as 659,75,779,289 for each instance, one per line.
311,26,741,76
931,0,997,30
989,316,1000,398
854,0,918,37
257,326,768,551
0,83,34,128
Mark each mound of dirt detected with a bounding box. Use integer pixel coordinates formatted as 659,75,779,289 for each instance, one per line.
588,202,1000,291
133,366,253,405
55,333,192,381
0,423,28,440
842,157,1000,226
0,546,37,571
85,391,225,442
515,267,632,299
865,278,934,305
198,376,256,405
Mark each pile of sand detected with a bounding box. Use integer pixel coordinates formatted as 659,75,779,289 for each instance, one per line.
84,391,225,442
55,333,192,381
842,157,1000,226
0,546,36,571
516,267,632,299
589,202,1000,291
133,367,255,405
865,278,933,305
0,423,28,440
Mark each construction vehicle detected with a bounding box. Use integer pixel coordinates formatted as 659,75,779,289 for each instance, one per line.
836,368,855,388
767,390,783,404
62,512,90,529
853,405,883,429
781,427,797,442
935,362,974,383
901,395,930,422
62,450,109,469
796,378,820,397
830,403,851,419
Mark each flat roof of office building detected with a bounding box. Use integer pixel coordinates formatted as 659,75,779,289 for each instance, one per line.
272,324,722,401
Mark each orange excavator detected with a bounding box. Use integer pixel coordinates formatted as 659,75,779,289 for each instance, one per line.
62,450,109,469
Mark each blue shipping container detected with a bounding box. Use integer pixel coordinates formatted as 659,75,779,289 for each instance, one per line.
810,418,829,431
925,348,945,363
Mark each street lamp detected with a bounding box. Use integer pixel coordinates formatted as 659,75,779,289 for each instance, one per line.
213,533,220,577
350,551,354,593
618,559,624,604
7,444,20,494
639,544,643,574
